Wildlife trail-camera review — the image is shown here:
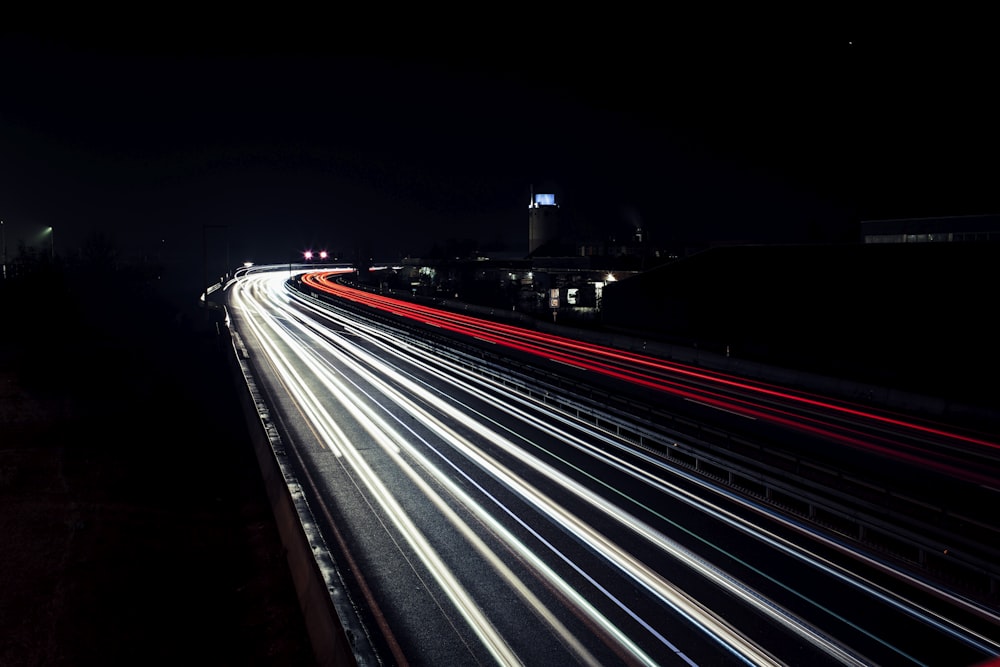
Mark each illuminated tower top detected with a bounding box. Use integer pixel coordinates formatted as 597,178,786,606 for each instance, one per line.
528,192,559,256
530,193,557,208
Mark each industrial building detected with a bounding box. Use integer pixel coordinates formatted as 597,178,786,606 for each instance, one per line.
861,215,1000,244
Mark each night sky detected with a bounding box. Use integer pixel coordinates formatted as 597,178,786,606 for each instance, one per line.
2,25,996,271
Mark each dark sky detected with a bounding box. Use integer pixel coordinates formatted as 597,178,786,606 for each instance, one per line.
2,24,996,269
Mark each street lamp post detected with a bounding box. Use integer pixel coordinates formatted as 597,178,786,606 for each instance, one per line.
202,224,228,320
2,219,6,280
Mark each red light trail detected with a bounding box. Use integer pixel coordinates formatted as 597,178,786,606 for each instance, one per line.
301,271,1000,488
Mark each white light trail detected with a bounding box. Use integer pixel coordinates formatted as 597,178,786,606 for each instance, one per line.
304,279,1000,658
234,275,522,665
246,275,786,665
229,270,1000,667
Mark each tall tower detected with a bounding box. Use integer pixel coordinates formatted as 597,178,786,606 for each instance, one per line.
528,190,559,256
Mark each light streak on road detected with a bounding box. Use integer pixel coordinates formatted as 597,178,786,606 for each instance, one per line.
324,324,867,665
363,311,1000,654
225,268,1000,666
234,273,725,665
306,328,790,666
235,275,526,665
301,279,1000,659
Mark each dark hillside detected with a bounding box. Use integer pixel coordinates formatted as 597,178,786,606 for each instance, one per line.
0,260,314,666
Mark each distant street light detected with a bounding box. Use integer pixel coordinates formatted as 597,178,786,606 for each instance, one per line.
44,226,54,260
1,219,6,279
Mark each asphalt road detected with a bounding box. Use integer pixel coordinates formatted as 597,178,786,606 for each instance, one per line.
227,268,1000,666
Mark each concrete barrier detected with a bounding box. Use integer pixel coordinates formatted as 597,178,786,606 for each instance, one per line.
224,317,376,667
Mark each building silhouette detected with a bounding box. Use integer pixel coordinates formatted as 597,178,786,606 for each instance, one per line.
528,191,559,256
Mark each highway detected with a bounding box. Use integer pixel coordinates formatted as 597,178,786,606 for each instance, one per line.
226,267,1000,666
